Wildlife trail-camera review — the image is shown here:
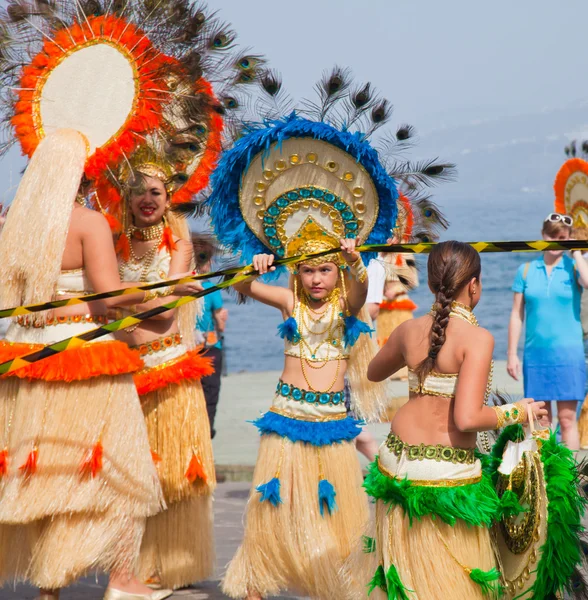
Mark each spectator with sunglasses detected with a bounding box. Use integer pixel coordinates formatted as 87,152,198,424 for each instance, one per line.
507,212,588,449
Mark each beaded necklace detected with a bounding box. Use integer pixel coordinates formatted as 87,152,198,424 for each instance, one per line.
296,289,344,393
118,222,164,283
129,223,165,241
430,300,493,451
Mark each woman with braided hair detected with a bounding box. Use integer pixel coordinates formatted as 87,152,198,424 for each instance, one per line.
346,241,548,600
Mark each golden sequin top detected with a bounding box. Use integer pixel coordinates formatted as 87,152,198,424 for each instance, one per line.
119,246,170,283
283,301,350,362
408,369,458,399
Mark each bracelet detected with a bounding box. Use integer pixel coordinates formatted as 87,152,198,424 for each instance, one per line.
143,290,158,302
237,268,256,281
492,402,525,429
157,285,176,298
348,257,367,283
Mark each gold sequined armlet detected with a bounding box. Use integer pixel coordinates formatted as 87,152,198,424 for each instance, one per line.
348,257,367,283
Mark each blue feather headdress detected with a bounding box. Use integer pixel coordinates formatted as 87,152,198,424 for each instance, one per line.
207,67,454,270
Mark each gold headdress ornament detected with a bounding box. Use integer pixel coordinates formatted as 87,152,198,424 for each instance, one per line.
554,158,588,232
239,137,381,270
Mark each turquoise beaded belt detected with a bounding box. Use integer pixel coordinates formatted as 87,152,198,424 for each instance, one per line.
276,380,344,407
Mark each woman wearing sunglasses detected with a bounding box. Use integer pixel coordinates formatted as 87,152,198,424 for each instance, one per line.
507,212,588,448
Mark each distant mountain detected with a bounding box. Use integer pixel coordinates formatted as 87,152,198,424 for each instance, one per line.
414,101,588,203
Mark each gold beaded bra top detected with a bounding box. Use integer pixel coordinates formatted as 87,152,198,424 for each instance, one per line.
119,244,171,284
283,292,350,363
408,301,492,400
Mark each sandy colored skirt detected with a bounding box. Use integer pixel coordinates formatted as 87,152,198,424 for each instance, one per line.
222,389,368,600
134,341,216,590
0,322,164,589
345,435,501,600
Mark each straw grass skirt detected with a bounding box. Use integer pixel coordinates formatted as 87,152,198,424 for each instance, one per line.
222,396,368,600
345,436,502,600
135,343,216,589
0,323,164,589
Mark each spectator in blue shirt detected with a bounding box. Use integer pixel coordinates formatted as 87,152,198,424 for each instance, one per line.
507,213,588,449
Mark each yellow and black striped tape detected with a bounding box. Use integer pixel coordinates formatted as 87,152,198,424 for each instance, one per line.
1,239,586,319
1,238,587,376
0,270,253,376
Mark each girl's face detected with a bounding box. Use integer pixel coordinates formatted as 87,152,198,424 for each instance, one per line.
543,228,570,259
129,176,169,228
298,262,339,300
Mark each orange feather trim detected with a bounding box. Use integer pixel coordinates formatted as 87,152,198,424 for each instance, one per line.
554,158,588,215
380,298,418,312
12,14,172,186
79,441,104,478
185,451,207,484
19,447,38,476
0,340,142,382
0,448,8,477
103,213,121,233
159,226,177,253
134,347,214,396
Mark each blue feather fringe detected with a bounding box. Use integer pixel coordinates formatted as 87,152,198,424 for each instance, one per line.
207,114,399,274
256,476,282,506
318,478,338,516
343,314,373,347
277,316,300,343
251,411,363,446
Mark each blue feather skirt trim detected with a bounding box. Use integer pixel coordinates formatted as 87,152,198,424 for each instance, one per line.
251,410,363,446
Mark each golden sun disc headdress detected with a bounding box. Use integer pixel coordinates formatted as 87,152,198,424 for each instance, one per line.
0,0,265,214
554,158,588,232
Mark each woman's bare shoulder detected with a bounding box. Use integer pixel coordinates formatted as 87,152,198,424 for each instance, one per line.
71,206,110,228
462,323,494,347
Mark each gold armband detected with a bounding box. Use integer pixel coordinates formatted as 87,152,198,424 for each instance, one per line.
143,289,157,303
492,402,525,429
348,257,367,283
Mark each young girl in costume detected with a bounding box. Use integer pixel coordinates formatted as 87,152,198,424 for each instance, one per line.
227,237,372,600
206,67,454,599
114,170,216,590
355,241,548,600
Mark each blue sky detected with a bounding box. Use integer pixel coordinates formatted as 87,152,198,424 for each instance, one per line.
1,0,587,201
218,0,588,129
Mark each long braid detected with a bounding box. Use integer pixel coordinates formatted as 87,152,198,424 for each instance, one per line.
414,241,481,386
429,284,453,359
